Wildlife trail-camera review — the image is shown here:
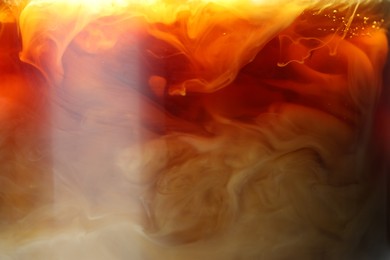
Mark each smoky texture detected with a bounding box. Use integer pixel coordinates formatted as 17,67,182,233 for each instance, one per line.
0,1,389,260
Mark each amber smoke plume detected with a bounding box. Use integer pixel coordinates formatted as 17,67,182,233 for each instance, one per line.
0,0,389,259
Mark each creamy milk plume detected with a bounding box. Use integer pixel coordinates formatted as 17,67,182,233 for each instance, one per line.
0,0,389,259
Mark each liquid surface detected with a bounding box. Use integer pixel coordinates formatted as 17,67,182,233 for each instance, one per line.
0,1,389,259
